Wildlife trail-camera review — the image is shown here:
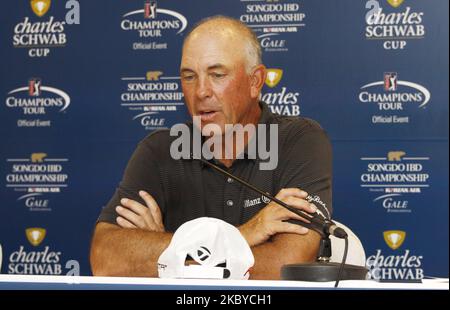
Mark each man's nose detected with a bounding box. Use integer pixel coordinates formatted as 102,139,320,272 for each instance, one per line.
196,76,212,99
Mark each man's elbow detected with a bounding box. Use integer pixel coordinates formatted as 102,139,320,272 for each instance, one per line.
89,223,118,276
90,242,109,276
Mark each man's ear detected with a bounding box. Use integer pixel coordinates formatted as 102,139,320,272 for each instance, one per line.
250,64,266,99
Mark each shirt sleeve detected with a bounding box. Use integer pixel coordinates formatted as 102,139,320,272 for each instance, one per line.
276,123,333,220
97,137,166,225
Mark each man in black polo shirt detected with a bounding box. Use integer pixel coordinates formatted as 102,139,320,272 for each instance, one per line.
90,16,332,280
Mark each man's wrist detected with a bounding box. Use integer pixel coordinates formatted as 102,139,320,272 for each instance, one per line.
238,223,256,247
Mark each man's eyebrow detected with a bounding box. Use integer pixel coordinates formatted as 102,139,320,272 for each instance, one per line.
207,64,226,70
180,64,227,74
180,68,194,74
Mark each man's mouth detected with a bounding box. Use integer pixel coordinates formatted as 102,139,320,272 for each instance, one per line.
198,110,218,121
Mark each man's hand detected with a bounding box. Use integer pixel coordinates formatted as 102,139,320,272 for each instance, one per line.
115,190,165,232
239,188,317,247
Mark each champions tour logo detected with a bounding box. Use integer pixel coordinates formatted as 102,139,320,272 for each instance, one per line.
239,0,306,53
365,0,425,50
7,228,79,275
5,78,71,127
120,71,185,130
261,68,300,116
358,72,431,124
5,153,70,212
120,1,188,50
12,0,80,57
360,151,430,213
366,230,424,281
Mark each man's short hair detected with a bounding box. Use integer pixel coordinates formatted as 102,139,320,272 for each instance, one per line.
183,15,262,73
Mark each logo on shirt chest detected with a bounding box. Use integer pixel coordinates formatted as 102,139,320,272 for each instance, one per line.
244,195,271,208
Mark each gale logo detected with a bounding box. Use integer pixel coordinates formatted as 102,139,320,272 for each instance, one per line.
373,193,410,213
383,230,405,250
25,228,47,246
31,0,51,17
18,192,51,212
258,33,287,53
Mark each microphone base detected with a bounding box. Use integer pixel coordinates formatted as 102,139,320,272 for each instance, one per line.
281,262,368,282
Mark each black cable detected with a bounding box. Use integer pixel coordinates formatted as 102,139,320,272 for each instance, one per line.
334,236,349,288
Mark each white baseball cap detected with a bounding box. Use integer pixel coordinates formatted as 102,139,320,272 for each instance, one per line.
158,217,254,280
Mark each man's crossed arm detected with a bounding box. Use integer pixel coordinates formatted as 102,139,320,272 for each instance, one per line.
90,188,320,279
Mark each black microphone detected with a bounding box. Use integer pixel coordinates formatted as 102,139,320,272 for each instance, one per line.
194,156,346,239
192,155,368,285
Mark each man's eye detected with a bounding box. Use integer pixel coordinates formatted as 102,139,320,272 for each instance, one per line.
212,73,226,78
182,75,195,81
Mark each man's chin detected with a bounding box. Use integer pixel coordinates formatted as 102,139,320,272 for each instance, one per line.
200,125,225,137
192,116,225,136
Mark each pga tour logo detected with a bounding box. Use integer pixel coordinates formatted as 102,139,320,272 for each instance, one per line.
6,78,71,115
384,72,397,91
359,72,431,124
121,0,187,50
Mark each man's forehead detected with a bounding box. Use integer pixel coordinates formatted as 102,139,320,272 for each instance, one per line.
181,42,245,70
181,54,243,72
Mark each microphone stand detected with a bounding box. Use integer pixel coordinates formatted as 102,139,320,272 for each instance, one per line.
280,227,368,283
196,157,368,284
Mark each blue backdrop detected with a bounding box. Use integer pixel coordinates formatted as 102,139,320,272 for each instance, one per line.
1,0,448,279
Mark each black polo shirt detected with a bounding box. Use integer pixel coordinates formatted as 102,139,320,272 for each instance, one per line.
98,102,333,232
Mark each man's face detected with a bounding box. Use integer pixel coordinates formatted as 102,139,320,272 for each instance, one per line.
180,29,256,135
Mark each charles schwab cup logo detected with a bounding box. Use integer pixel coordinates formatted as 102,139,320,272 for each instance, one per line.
239,0,306,53
12,0,80,57
31,0,51,17
26,227,47,246
366,231,424,281
120,1,188,50
383,230,405,250
360,151,430,214
358,72,431,124
365,0,425,50
261,68,300,116
120,71,184,130
8,228,78,275
5,78,71,127
5,153,70,212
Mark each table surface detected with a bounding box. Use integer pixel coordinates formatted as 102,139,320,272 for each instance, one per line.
0,274,448,290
